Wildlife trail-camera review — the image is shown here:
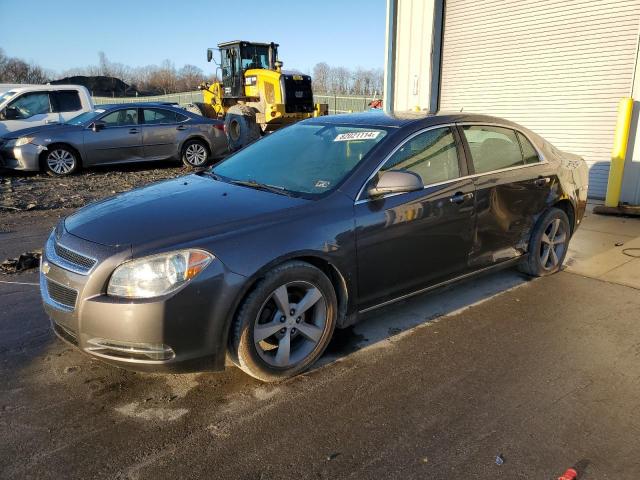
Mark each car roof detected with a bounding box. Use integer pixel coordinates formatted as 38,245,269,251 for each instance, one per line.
306,110,522,130
0,84,85,92
95,102,183,110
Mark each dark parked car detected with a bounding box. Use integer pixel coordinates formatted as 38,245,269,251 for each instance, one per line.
0,103,228,175
40,111,588,381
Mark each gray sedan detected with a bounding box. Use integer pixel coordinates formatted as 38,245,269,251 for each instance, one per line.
0,103,228,175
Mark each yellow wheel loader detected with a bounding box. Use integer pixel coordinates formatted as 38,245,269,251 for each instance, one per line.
188,41,328,150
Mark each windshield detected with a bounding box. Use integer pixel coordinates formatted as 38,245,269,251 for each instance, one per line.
213,123,389,197
65,109,105,125
0,90,17,105
241,45,270,70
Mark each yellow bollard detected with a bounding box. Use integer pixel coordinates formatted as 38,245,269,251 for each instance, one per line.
605,98,634,207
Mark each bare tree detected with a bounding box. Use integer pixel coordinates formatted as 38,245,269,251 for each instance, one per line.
177,64,204,91
312,62,330,93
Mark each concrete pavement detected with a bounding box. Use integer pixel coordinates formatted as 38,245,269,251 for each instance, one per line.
1,204,639,479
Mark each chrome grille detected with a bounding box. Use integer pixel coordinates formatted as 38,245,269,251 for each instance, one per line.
46,278,78,309
54,242,96,272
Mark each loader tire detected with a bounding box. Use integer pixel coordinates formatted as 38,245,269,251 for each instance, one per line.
225,104,261,151
185,102,216,118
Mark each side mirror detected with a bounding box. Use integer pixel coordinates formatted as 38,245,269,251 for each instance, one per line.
367,171,424,198
91,121,106,132
4,107,19,120
207,48,213,63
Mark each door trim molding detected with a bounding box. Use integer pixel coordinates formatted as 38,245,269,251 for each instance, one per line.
358,255,525,314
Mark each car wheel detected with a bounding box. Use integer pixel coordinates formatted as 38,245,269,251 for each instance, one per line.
224,104,261,151
182,139,210,168
231,261,337,382
44,146,80,176
519,207,571,276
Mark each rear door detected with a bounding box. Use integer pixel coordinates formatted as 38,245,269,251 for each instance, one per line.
141,108,182,160
355,126,476,310
83,108,143,165
459,124,553,269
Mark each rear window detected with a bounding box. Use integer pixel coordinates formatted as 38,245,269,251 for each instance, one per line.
517,131,540,164
53,90,82,112
143,108,177,124
462,125,524,174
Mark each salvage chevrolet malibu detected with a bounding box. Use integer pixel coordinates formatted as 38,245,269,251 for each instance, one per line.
40,111,588,382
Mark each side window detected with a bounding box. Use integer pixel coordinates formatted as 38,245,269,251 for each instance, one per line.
52,90,82,112
517,131,540,164
381,127,460,185
463,125,524,174
100,109,139,126
175,112,189,122
7,92,51,118
143,108,176,124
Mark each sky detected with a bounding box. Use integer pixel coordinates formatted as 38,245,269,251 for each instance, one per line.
1,0,386,77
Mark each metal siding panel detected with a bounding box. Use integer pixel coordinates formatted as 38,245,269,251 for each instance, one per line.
440,0,640,199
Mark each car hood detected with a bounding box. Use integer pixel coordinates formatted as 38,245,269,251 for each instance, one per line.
64,174,309,247
3,123,82,140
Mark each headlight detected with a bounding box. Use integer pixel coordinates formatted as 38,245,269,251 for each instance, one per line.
15,136,35,147
107,249,213,299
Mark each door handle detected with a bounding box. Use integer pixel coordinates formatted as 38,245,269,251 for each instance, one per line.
449,192,474,204
129,128,139,134
534,176,550,187
176,125,187,131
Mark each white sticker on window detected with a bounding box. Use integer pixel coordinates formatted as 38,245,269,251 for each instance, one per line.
334,131,381,142
315,180,331,188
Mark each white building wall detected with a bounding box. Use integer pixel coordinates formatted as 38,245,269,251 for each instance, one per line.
621,33,640,205
391,0,435,111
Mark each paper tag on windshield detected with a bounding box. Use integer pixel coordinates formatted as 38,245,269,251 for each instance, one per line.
334,131,381,142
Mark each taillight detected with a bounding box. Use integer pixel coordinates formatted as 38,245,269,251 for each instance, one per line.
213,124,225,132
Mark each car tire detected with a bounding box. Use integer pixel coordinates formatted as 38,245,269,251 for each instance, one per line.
43,145,80,176
230,261,337,382
224,104,261,151
519,207,571,277
181,139,210,168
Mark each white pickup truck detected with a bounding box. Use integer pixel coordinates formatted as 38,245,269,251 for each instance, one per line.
0,84,94,136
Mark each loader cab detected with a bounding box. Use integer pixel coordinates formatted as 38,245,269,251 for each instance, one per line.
217,41,279,99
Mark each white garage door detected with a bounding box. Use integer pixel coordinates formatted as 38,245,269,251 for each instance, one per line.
439,0,640,198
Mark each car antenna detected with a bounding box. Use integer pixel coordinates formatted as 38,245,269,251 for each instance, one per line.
460,106,464,112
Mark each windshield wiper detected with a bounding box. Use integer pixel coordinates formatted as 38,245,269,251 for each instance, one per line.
229,179,294,197
199,170,221,180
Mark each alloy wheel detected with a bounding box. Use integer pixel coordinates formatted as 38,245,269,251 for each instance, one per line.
253,281,328,368
46,149,75,175
184,143,208,166
540,218,567,270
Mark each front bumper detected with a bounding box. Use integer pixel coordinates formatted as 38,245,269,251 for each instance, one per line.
0,143,44,171
40,226,246,372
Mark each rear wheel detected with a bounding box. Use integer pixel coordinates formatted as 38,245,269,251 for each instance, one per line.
224,104,261,151
519,207,570,276
181,139,210,168
43,145,80,176
230,261,337,382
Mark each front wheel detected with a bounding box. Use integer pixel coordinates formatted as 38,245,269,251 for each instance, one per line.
44,146,80,176
519,207,571,276
230,261,337,382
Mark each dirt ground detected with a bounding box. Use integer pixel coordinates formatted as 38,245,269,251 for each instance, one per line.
0,162,202,266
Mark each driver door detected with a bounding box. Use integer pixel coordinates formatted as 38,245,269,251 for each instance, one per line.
83,108,144,165
355,126,476,310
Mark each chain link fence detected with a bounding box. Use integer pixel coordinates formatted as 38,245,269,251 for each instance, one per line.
92,92,382,114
